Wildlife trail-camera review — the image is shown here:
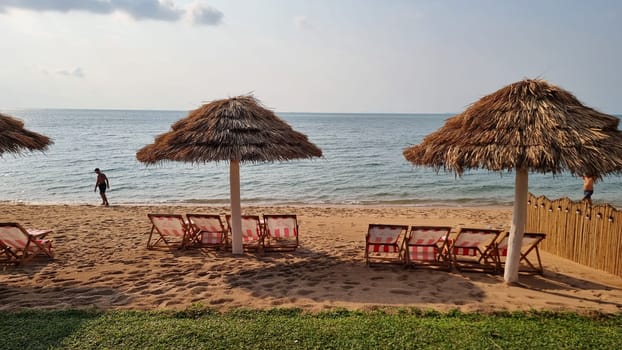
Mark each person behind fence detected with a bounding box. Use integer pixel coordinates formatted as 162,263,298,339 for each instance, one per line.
582,175,595,205
94,168,110,206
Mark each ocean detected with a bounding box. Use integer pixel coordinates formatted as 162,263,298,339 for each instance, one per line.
1,109,621,208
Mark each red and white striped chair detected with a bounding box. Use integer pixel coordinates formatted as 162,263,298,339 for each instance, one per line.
226,214,264,250
365,224,409,265
186,214,227,249
263,214,299,251
147,214,194,249
492,232,546,274
450,227,502,272
403,226,452,270
0,222,54,265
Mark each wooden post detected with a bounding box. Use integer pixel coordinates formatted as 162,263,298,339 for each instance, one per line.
230,160,243,254
504,167,528,283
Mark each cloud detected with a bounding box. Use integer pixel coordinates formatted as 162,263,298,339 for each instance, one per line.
0,0,113,15
111,0,183,21
188,2,223,26
56,67,85,78
294,15,313,30
0,0,222,25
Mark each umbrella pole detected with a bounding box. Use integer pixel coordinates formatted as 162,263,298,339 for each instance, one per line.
230,160,243,254
504,167,528,283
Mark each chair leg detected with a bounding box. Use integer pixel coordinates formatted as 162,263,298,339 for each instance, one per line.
534,247,543,274
147,226,155,249
519,245,544,275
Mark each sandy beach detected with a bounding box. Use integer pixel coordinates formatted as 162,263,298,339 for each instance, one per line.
1,203,621,314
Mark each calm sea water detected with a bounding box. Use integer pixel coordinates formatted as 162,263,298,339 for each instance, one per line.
1,109,621,208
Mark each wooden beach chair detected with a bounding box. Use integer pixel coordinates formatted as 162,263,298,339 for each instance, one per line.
0,222,54,265
449,227,502,272
403,225,452,270
263,214,299,251
490,232,546,274
147,214,194,249
365,224,408,265
186,214,227,249
225,214,264,251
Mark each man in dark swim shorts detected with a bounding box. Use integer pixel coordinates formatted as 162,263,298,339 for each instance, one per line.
94,168,110,206
582,175,595,206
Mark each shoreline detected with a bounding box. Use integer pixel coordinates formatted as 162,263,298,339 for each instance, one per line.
1,203,621,313
0,201,515,211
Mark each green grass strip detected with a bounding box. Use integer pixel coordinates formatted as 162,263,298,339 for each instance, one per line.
0,308,620,349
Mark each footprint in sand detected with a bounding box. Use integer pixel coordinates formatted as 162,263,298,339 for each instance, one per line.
208,297,234,305
261,282,277,289
389,289,413,295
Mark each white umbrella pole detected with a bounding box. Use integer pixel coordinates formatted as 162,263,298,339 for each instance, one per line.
230,160,243,254
504,167,528,283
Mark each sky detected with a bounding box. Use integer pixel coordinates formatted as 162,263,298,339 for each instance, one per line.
1,0,621,113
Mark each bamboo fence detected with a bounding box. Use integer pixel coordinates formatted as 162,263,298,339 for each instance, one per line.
526,193,622,276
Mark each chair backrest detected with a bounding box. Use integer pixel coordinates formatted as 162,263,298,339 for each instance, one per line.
263,215,298,238
367,224,408,245
407,226,452,245
496,232,546,256
226,215,262,243
453,228,501,248
148,214,187,238
0,223,30,250
187,214,224,233
187,214,225,244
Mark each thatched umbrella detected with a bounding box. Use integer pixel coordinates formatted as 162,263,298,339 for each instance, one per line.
0,113,52,156
403,79,622,283
136,95,322,254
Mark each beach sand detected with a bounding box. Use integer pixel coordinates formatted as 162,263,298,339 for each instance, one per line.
1,203,621,313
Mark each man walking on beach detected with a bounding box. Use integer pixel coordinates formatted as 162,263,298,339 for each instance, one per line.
94,168,110,206
582,175,595,206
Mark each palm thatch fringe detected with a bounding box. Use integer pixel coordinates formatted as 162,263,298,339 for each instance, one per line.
0,114,52,156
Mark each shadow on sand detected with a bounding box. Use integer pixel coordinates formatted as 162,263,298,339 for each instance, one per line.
212,246,489,308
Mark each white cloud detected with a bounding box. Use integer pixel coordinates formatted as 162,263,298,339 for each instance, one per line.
294,15,313,30
0,0,222,24
188,1,223,26
56,67,85,78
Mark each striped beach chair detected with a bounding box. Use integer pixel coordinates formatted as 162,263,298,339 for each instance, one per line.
492,232,546,274
147,214,194,249
365,224,409,265
0,222,54,265
226,215,264,251
263,214,299,251
186,214,227,249
450,227,502,272
403,226,452,270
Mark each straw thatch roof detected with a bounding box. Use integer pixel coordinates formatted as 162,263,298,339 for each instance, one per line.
136,95,322,164
0,113,52,156
403,79,622,177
